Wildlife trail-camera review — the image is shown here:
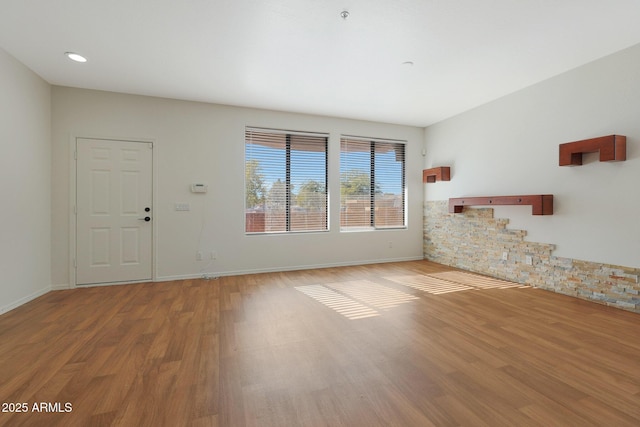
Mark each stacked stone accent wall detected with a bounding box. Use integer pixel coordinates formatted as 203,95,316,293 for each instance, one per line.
424,200,640,313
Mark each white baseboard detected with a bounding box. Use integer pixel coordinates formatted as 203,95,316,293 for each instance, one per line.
2,258,426,314
155,256,425,282
0,286,51,316
154,273,205,282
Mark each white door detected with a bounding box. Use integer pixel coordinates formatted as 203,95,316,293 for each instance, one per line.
76,138,153,285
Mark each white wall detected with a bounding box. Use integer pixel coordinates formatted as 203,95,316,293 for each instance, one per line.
424,43,640,268
51,87,424,286
0,48,51,313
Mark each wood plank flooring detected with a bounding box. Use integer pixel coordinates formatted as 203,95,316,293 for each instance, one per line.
0,260,639,426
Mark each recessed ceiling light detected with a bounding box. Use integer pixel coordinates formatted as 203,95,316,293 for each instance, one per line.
65,52,87,63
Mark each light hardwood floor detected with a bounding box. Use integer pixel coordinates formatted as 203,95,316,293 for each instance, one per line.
0,260,639,426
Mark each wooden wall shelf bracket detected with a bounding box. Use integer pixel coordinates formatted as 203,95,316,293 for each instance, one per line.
559,135,626,166
449,195,554,215
423,166,451,183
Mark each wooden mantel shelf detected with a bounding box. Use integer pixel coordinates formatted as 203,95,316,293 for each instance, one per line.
423,166,450,183
559,135,626,166
449,195,554,215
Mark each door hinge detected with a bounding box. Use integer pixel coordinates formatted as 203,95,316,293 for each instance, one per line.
74,151,77,160
73,258,77,268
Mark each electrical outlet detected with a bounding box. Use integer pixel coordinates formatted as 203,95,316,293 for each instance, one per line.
175,203,190,211
525,255,533,265
196,251,203,261
388,241,393,249
210,252,217,260
502,251,508,261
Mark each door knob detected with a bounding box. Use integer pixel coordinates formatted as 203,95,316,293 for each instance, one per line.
138,216,151,222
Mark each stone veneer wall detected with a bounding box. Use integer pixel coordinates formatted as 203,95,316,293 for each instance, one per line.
424,200,640,313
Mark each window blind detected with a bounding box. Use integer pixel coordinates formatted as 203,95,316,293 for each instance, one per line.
340,136,406,230
245,128,328,233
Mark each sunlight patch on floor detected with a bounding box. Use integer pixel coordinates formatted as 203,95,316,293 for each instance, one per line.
386,271,528,295
295,284,379,319
326,280,419,311
296,272,527,319
429,271,527,289
295,280,417,320
385,275,475,294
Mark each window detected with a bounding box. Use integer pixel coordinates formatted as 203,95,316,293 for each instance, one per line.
245,128,328,233
340,136,406,230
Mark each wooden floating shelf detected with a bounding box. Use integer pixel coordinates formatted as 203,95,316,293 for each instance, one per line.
559,135,626,166
423,166,451,183
449,195,554,215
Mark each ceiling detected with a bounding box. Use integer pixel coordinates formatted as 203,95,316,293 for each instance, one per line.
3,0,640,127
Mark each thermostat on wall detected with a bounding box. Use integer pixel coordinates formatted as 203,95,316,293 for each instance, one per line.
190,183,208,193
